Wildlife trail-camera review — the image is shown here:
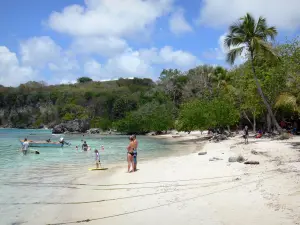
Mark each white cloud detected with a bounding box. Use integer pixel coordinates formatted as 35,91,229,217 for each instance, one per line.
72,36,128,57
139,46,199,68
47,0,173,37
84,59,102,76
0,46,36,86
20,36,61,68
169,8,193,34
83,45,199,81
198,0,300,30
105,50,153,77
159,46,198,67
20,36,79,72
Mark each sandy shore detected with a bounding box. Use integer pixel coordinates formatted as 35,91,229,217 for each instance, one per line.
31,133,300,225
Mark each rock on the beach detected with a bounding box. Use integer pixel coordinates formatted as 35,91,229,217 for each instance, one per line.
198,152,207,155
244,161,260,165
228,157,238,162
228,155,245,163
52,119,90,134
251,150,258,155
209,157,223,161
236,155,245,163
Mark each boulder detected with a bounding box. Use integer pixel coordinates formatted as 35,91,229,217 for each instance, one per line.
236,155,245,163
228,155,245,163
53,124,65,134
87,128,100,134
52,119,90,134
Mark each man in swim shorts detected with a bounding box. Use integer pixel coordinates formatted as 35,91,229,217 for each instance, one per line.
22,138,29,155
82,141,88,151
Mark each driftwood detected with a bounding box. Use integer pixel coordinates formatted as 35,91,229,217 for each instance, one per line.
198,152,207,155
244,161,260,165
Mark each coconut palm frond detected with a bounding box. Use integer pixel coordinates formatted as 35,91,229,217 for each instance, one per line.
275,93,298,111
226,46,245,65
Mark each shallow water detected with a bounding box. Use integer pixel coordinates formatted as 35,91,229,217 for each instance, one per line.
0,129,190,225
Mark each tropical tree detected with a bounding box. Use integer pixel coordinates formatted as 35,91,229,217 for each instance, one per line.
224,13,282,132
212,66,230,88
77,77,93,83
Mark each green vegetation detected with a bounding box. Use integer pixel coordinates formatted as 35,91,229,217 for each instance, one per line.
1,13,300,134
77,77,93,83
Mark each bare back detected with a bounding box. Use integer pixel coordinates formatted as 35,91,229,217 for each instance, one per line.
128,141,135,152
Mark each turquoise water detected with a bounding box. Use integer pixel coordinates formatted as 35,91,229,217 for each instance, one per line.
0,129,182,224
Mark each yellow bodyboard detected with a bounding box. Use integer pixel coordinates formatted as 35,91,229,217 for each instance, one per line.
88,168,108,171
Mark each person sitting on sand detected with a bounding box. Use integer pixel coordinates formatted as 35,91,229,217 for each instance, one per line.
127,136,135,173
256,129,263,138
82,141,88,151
22,138,29,155
94,150,100,168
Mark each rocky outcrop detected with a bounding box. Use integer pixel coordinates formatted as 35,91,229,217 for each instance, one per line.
52,119,90,134
87,128,101,134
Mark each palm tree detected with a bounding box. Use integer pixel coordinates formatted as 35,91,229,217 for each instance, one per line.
224,13,282,132
212,66,230,88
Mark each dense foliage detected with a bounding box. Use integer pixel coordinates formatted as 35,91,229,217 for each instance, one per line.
0,14,299,134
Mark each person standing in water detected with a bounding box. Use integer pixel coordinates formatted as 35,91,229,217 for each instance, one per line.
82,141,88,151
22,138,29,155
127,136,135,173
133,134,138,172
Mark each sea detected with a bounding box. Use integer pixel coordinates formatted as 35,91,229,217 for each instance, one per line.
0,129,186,225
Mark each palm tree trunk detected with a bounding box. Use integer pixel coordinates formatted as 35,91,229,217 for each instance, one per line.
250,53,282,133
253,113,256,133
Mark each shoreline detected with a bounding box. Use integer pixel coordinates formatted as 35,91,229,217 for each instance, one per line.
12,133,300,224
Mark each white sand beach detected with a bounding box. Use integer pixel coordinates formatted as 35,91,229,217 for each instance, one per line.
31,133,300,225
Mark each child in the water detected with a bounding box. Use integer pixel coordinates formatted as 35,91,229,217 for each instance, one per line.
94,149,100,168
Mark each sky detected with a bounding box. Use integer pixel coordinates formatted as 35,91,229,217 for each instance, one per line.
0,0,299,86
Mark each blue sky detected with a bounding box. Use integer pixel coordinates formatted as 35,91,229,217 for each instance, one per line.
0,0,299,86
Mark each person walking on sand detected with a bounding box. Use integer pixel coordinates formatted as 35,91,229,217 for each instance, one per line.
243,126,249,144
94,149,101,168
22,138,29,155
127,136,135,173
133,134,138,172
